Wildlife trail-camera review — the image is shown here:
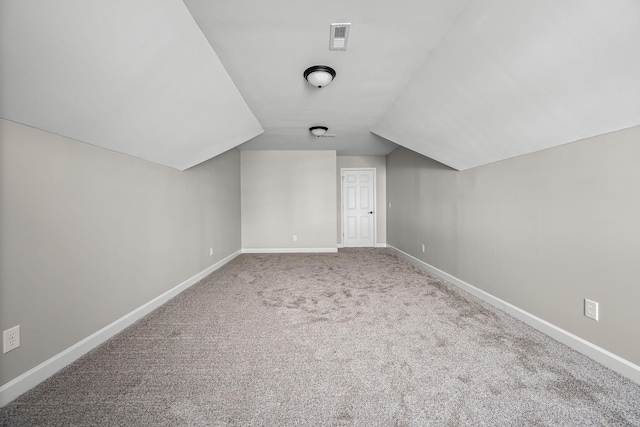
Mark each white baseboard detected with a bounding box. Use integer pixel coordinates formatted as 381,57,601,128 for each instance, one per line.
387,245,640,385
242,248,338,253
0,250,242,407
336,243,385,249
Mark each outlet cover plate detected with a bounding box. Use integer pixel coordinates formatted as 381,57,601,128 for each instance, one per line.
584,299,599,321
3,325,20,353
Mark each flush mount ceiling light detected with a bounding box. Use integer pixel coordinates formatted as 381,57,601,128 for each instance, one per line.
303,65,336,88
309,126,329,137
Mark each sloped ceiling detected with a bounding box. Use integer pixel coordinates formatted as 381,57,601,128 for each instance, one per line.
372,1,640,170
1,1,639,171
0,0,262,171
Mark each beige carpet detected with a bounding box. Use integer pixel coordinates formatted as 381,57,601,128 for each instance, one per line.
2,248,639,426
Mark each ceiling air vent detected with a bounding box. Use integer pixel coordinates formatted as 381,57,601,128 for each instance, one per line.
330,23,351,51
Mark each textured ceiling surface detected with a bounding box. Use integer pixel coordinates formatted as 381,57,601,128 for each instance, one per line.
1,1,639,170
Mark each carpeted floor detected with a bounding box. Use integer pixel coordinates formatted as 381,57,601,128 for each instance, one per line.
1,248,639,426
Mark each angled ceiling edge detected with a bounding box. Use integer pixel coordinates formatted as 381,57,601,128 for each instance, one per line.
372,1,640,171
0,0,263,170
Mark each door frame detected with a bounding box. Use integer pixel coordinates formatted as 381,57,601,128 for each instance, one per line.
340,168,377,248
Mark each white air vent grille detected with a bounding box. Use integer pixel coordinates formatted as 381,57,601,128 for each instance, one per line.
330,23,351,51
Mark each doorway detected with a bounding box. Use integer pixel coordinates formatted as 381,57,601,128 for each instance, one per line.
341,168,376,247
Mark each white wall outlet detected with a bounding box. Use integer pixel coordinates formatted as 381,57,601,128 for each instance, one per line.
3,325,20,354
293,235,297,242
421,244,425,253
584,299,599,321
389,202,391,208
209,248,213,256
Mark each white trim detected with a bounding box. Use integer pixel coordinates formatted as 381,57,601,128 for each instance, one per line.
375,243,387,248
341,168,377,248
0,250,242,407
242,248,338,254
337,244,344,249
387,245,640,385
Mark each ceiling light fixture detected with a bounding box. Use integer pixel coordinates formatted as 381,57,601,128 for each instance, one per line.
303,65,336,88
309,126,329,137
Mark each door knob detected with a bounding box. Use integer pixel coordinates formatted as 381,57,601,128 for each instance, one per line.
368,211,374,214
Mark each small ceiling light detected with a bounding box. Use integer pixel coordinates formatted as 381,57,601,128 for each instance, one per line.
304,65,336,88
309,126,328,137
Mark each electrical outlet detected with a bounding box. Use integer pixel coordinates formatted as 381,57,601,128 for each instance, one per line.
209,248,213,256
389,202,391,208
584,299,599,321
3,325,20,354
421,244,425,253
293,235,297,242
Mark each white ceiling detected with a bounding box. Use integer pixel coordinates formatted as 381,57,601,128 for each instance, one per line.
0,0,262,171
1,1,639,170
372,1,640,170
183,0,468,156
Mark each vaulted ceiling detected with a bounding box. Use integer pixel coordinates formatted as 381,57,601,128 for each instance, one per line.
1,1,639,171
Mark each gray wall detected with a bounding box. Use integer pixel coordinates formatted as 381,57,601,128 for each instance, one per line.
336,156,387,246
0,119,242,386
241,151,337,250
386,125,640,366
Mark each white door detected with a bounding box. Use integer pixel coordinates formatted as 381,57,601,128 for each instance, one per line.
342,169,375,247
